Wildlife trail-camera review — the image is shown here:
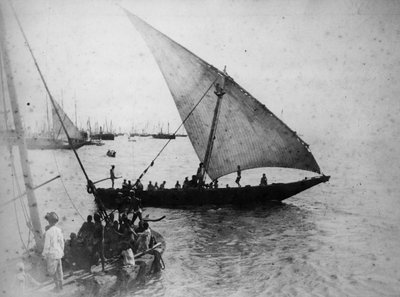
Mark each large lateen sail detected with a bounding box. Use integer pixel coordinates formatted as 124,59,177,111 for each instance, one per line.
52,99,84,141
126,11,321,180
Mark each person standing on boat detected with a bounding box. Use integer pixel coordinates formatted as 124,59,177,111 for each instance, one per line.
260,173,268,186
92,213,105,272
42,212,64,292
77,215,95,240
77,215,95,263
235,165,241,187
175,181,181,189
196,162,205,187
104,213,119,258
110,165,116,188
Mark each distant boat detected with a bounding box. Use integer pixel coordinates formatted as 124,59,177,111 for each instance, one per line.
106,150,116,157
152,132,175,139
85,139,105,146
26,136,85,150
26,99,87,150
96,11,330,209
95,141,105,146
91,132,115,140
152,123,175,139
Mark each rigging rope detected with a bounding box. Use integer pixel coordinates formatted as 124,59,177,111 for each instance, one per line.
52,151,85,221
8,0,91,184
133,76,219,186
8,1,110,221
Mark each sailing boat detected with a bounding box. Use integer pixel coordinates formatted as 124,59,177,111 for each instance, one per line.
91,119,115,140
25,99,87,150
152,123,176,139
0,3,165,296
97,10,330,209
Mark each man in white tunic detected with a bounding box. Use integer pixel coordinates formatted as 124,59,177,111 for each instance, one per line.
42,212,64,292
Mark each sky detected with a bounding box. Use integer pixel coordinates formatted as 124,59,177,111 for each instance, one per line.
1,0,400,146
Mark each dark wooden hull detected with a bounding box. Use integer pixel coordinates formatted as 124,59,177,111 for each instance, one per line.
152,133,175,139
92,133,115,140
96,175,330,209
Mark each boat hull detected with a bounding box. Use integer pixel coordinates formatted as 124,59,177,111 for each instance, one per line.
26,137,86,150
92,133,115,140
96,175,330,209
152,134,175,139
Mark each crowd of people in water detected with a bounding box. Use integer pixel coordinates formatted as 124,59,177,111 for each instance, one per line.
113,163,268,192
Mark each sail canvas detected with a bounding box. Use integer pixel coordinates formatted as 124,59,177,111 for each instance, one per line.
52,99,84,141
126,11,320,180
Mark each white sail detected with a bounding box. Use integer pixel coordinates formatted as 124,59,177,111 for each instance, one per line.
126,11,321,180
52,100,84,141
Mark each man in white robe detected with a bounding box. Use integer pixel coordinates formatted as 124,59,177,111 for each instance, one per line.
42,212,64,292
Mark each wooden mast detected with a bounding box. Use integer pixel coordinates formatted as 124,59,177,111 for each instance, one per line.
0,5,43,251
201,69,227,183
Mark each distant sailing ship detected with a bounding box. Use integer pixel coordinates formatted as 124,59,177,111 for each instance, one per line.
152,123,175,139
90,119,115,140
26,99,87,150
91,127,115,141
96,11,330,209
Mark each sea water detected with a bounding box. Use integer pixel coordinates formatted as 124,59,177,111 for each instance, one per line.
0,135,399,297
